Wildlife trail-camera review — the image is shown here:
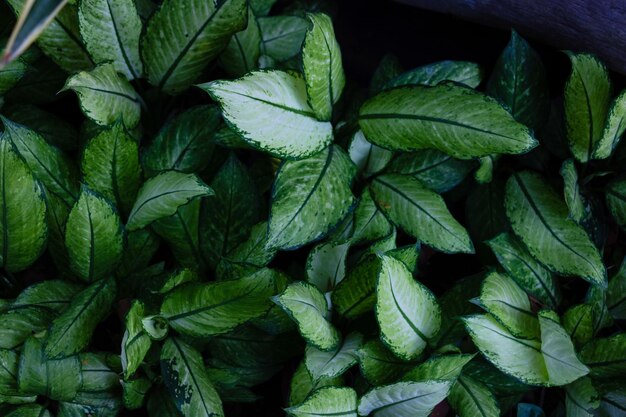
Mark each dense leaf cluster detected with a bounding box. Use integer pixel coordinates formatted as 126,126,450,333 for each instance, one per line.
0,1,625,417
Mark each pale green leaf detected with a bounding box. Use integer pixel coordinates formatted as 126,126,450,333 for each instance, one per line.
561,159,585,223
306,240,350,292
305,332,362,381
287,387,357,417
402,354,474,382
593,90,626,159
448,375,500,417
348,130,393,179
357,380,452,417
219,7,260,77
289,360,342,406
385,60,483,89
351,188,392,245
121,300,151,379
474,155,496,184
258,15,308,62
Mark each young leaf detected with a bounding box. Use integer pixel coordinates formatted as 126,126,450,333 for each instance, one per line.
357,380,452,417
126,171,213,231
376,255,441,360
564,377,600,417
351,188,393,245
199,70,333,159
0,57,27,95
287,387,357,417
273,281,340,351
448,375,500,417
505,171,606,286
356,340,415,386
78,0,143,79
121,300,151,379
564,52,611,162
64,189,124,282
402,354,474,382
606,178,626,231
62,62,140,127
161,268,277,337
305,332,362,381
306,240,350,292
0,135,47,272
562,304,594,347
370,174,473,254
580,333,626,378
141,0,247,94
258,15,308,62
593,90,626,159
268,145,356,250
385,60,483,89
348,130,393,179
219,7,261,77
561,159,585,223
0,349,36,404
161,337,223,417
332,254,381,320
608,257,626,319
358,83,537,159
45,278,116,358
302,13,345,121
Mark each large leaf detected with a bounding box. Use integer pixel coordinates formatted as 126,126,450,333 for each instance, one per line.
219,7,260,77
161,338,223,417
161,268,277,337
62,62,140,127
258,15,308,61
126,171,213,231
268,146,356,250
376,255,441,360
141,0,247,94
370,174,473,254
448,375,500,417
357,380,452,417
402,354,473,382
45,278,116,358
302,13,344,121
78,0,143,79
199,70,333,159
358,83,537,159
505,171,606,286
385,60,483,89
64,189,124,282
305,332,362,381
593,90,626,159
564,52,611,162
287,387,357,417
0,135,47,272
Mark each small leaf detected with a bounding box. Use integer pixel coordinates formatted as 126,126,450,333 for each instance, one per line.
562,304,594,347
306,240,350,292
348,130,393,179
199,70,333,159
606,178,626,231
287,387,357,417
385,60,483,89
121,300,151,379
219,7,261,77
258,15,308,62
560,159,585,223
0,349,36,404
593,90,626,159
305,332,362,381
580,333,626,378
351,188,392,245
288,360,342,406
332,254,381,320
0,57,28,95
402,354,474,382
448,375,500,417
356,340,415,386
608,257,626,319
564,377,600,417
357,380,452,417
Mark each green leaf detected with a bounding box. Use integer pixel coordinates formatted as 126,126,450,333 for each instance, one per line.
289,360,342,406
79,352,119,393
302,13,344,121
141,0,247,94
505,171,606,286
2,116,79,208
258,15,308,62
479,271,539,339
593,90,626,159
287,387,357,417
161,268,277,337
332,254,381,320
487,233,560,308
606,178,626,231
356,340,415,386
351,188,392,245
561,159,585,223
0,57,27,95
62,62,140,128
0,135,47,272
268,145,355,250
273,281,340,351
580,333,626,378
18,335,82,401
448,375,500,417
123,376,152,410
81,122,141,215
126,171,213,231
564,377,600,417
147,386,184,417
121,300,151,379
385,60,483,89
5,405,52,417
306,240,350,292
402,354,474,382
348,130,393,179
305,332,362,381
161,337,223,417
358,83,537,159
0,349,36,404
608,258,626,319
199,70,333,159
370,174,473,254
78,0,143,79
562,304,594,347
376,255,441,360
219,7,261,77
357,380,452,417
45,278,116,358
57,390,122,417
465,180,508,242
217,220,277,276
369,53,403,94
486,30,549,130
564,52,612,162
116,228,160,278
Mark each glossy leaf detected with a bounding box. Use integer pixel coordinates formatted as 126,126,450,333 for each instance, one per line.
448,375,500,417
357,380,452,417
356,340,415,386
594,90,626,159
306,240,350,292
348,130,393,179
385,60,483,89
351,188,393,245
258,15,308,61
305,332,362,381
287,387,357,417
580,333,626,378
121,300,151,379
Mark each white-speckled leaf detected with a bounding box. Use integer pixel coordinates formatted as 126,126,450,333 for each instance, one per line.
357,380,452,417
305,332,362,381
385,60,482,89
594,91,626,159
287,387,357,417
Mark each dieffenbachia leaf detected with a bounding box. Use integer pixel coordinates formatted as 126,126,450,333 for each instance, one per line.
402,354,474,382
78,352,119,393
217,220,276,274
435,274,482,347
369,53,404,94
356,340,415,386
376,255,441,360
505,171,606,286
306,241,350,292
287,387,357,417
608,258,626,319
161,268,277,337
305,332,362,381
370,174,473,254
0,56,27,95
606,178,626,231
563,304,595,348
78,0,143,79
258,15,308,61
45,278,116,358
0,348,36,404
465,180,508,242
268,146,356,250
64,189,124,282
560,159,585,223
564,377,600,417
141,0,247,94
0,135,47,272
486,30,549,130
5,405,53,417
448,375,500,417
121,300,151,379
302,13,344,121
126,171,213,231
358,83,537,159
351,188,392,245
348,130,393,179
199,70,333,159
332,254,381,320
564,52,612,162
161,337,223,417
2,116,79,208
116,228,160,278
357,380,452,417
385,60,483,89
219,7,260,77
81,122,141,215
57,390,123,417
593,90,626,159
580,333,626,378
123,376,153,410
273,281,340,351
18,335,82,401
479,271,539,339
62,62,140,127
487,233,560,308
